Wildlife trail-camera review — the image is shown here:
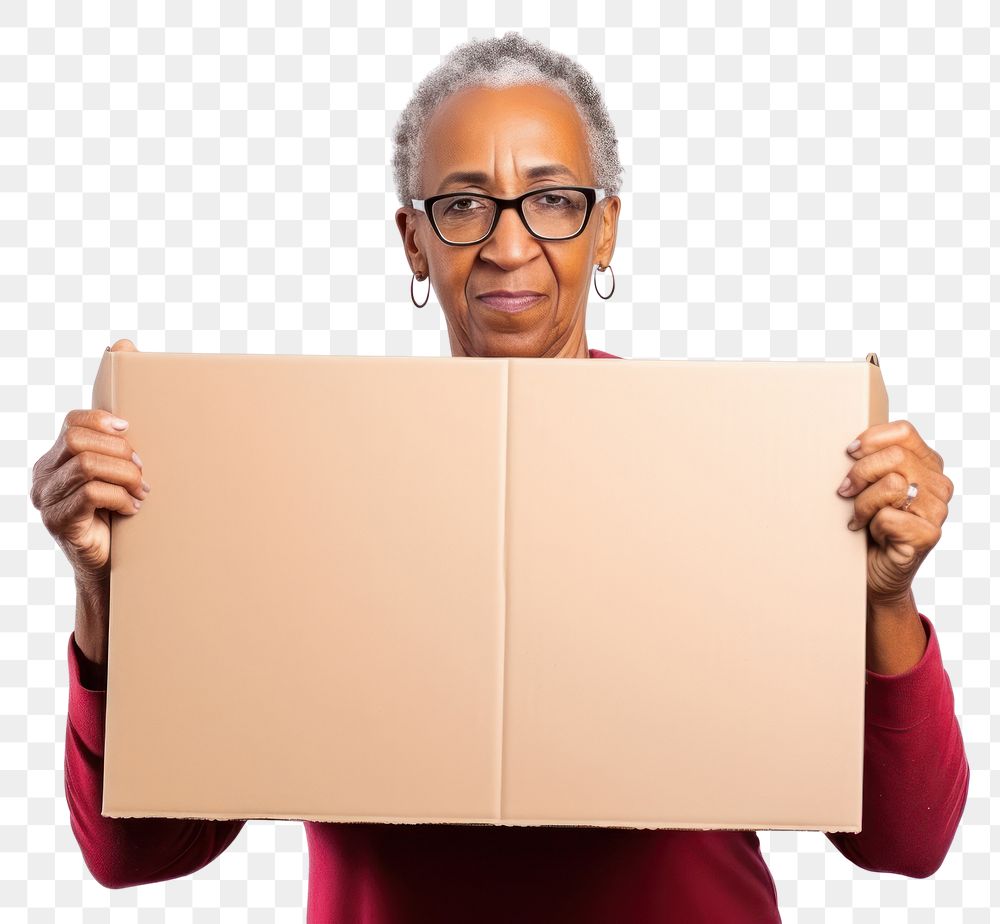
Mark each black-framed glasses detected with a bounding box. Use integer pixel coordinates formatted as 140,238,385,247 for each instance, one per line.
412,185,607,246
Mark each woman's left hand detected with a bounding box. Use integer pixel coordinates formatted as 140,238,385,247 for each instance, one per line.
837,420,954,608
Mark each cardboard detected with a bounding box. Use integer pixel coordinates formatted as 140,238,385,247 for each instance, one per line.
92,350,887,831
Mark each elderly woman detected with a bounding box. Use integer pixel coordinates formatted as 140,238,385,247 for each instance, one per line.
36,32,968,924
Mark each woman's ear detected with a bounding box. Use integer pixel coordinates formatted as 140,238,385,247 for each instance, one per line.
594,195,620,270
395,206,429,278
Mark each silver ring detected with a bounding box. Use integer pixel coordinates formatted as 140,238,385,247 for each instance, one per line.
900,482,918,511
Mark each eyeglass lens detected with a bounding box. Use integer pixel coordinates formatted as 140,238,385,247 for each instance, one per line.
431,188,589,243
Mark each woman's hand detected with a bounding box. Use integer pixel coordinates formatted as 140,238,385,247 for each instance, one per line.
836,419,953,610
30,339,150,587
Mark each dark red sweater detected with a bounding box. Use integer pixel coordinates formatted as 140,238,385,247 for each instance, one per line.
63,347,970,922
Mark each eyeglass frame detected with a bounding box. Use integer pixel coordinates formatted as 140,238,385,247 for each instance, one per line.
411,185,608,246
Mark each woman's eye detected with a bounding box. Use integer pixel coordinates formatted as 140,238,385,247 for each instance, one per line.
531,194,575,209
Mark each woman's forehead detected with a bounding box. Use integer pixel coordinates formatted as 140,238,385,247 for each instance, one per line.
420,84,592,194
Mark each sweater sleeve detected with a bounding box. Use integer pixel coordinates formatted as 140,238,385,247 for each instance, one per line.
825,613,970,878
64,631,248,889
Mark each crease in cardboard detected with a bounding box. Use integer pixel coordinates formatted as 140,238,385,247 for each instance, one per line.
498,359,510,820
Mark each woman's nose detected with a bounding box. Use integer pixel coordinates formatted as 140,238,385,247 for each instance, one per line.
481,207,539,262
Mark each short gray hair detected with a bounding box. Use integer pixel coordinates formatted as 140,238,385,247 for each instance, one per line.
391,31,624,209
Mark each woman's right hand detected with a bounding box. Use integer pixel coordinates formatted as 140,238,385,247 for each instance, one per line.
30,339,150,587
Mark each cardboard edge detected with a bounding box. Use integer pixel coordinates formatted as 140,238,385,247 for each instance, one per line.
91,346,115,416
867,355,889,427
851,353,891,833
98,809,862,833
91,347,117,819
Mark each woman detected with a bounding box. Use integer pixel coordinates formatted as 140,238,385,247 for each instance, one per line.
34,32,968,923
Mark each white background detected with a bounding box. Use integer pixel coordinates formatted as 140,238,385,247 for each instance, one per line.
4,2,994,921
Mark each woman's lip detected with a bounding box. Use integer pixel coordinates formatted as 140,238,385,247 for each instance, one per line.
476,293,546,312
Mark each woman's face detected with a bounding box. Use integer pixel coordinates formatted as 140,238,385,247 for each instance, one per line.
395,83,620,358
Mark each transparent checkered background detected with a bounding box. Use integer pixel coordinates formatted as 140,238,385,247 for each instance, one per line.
3,2,995,922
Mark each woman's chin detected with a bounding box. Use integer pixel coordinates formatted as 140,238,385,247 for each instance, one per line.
468,332,557,358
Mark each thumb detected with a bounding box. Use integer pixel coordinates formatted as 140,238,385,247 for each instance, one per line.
110,338,139,353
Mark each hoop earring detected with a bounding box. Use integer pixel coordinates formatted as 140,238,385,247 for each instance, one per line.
593,263,615,300
410,271,430,308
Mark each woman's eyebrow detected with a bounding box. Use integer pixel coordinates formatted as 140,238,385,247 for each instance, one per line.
522,163,578,182
436,163,579,192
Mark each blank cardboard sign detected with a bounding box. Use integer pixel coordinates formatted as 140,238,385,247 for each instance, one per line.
91,350,887,832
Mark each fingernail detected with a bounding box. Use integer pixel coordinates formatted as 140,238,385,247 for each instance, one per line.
141,480,151,493
846,438,861,452
132,450,143,468
838,476,852,495
847,517,857,530
133,498,142,509
111,417,129,430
